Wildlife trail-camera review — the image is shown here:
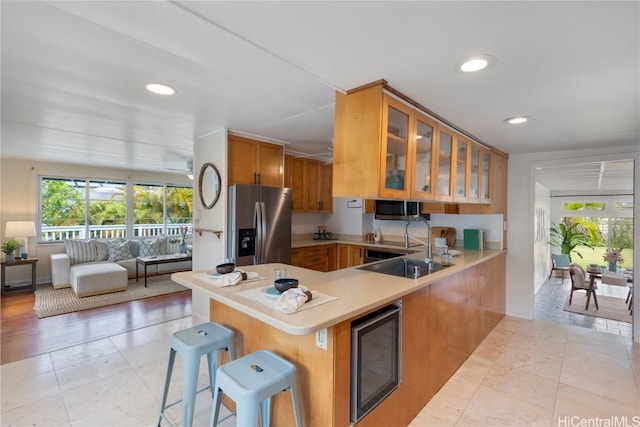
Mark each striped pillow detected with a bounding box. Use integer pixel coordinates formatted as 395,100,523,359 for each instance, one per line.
107,240,133,262
65,239,98,265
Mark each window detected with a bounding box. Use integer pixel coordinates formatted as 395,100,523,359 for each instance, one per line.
133,183,193,238
558,196,633,269
40,177,192,242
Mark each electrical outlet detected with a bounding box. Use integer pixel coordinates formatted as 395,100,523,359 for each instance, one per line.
315,328,328,350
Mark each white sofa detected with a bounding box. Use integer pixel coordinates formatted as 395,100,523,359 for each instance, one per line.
51,236,192,290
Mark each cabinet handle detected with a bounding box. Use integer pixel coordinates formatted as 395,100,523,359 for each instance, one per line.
257,172,261,185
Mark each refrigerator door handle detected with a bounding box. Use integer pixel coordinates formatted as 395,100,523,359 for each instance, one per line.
254,201,261,264
259,201,267,264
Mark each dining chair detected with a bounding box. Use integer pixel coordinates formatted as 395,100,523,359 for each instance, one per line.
549,253,571,280
568,264,598,310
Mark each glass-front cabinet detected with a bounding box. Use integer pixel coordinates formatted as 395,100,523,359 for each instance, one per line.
469,144,480,202
480,150,491,202
380,96,412,198
453,136,469,202
411,112,437,200
434,127,454,201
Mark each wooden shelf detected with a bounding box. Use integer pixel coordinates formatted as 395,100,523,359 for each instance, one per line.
194,228,223,239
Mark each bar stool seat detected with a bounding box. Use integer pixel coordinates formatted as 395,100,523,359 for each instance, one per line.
210,350,302,427
158,322,235,427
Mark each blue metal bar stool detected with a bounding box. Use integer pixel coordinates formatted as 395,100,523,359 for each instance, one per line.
210,350,303,427
158,322,235,427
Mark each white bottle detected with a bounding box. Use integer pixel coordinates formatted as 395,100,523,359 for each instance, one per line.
373,226,381,242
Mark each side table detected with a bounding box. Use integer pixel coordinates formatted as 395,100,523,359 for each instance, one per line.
1,257,38,295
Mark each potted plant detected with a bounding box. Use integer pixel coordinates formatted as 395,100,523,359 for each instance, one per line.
2,239,20,261
549,220,594,261
603,248,624,272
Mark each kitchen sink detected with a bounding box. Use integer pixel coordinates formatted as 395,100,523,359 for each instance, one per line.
357,257,450,279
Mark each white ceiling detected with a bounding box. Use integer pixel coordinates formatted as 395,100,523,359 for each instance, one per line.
1,1,638,190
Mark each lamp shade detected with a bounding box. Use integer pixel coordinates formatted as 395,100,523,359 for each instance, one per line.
5,221,36,238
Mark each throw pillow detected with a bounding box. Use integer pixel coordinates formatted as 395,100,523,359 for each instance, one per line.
552,253,570,267
107,239,133,262
65,239,98,265
95,240,110,261
139,238,161,257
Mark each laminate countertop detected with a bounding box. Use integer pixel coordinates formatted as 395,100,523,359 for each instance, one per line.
171,248,505,336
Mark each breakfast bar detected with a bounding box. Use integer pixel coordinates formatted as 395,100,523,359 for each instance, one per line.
172,248,506,426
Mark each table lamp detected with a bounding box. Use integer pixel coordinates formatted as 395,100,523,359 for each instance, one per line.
5,221,36,259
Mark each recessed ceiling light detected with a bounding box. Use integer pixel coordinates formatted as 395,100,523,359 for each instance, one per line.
458,54,496,72
146,83,175,95
505,116,529,124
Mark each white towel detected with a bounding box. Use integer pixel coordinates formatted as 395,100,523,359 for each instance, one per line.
210,271,243,287
274,286,310,314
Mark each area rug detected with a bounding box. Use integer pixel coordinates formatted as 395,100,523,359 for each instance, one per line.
563,293,632,323
33,275,189,318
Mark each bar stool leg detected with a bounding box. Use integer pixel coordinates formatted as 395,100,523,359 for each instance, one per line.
259,397,272,427
210,384,223,427
182,352,200,427
205,352,217,399
236,397,259,427
290,382,303,427
158,348,176,427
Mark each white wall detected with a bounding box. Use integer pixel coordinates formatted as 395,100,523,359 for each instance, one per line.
507,146,639,343
372,213,503,248
190,129,227,323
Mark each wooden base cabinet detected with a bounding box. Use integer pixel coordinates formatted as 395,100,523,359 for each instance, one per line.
209,252,505,426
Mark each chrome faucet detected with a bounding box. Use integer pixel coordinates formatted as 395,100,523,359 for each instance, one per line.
404,216,433,261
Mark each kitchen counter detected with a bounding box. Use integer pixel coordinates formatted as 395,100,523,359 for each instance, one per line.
171,248,504,336
172,248,506,426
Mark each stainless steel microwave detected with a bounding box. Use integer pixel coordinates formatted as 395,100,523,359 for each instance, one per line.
374,200,423,220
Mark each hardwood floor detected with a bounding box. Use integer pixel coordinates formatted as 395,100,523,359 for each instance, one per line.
1,287,192,365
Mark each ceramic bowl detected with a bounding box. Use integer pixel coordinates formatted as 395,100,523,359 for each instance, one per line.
216,263,236,274
274,278,299,293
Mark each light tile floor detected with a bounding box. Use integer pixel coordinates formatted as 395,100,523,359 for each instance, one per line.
534,275,632,336
2,314,639,426
410,316,640,426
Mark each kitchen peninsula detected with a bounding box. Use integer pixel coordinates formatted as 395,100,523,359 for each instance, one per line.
172,248,505,426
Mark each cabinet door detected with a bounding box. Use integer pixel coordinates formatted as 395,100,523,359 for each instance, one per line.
481,150,491,203
258,142,284,187
469,145,480,203
434,127,454,201
350,245,364,266
326,244,337,271
379,96,412,198
319,163,333,213
337,244,351,269
304,160,320,212
228,135,259,185
290,157,305,212
411,112,437,200
453,137,469,203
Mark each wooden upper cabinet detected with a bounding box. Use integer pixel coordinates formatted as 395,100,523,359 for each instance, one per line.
333,81,506,206
379,96,413,199
410,112,437,200
319,163,333,213
453,135,470,203
304,160,320,212
434,127,455,202
286,156,332,213
228,134,284,187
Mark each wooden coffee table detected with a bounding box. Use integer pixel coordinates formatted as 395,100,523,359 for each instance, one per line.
136,254,192,287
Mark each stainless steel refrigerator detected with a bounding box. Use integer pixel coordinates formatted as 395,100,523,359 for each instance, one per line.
228,184,292,266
